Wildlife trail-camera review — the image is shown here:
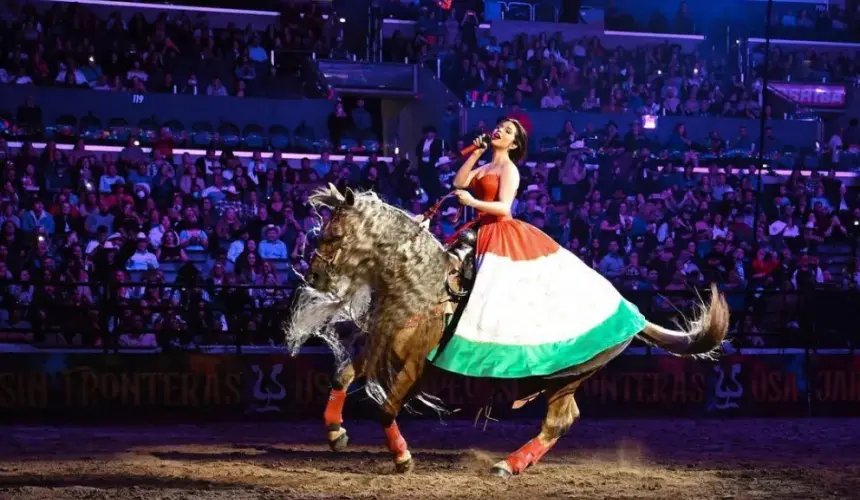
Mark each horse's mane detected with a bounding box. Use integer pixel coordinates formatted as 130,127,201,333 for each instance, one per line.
310,187,445,251
308,184,450,406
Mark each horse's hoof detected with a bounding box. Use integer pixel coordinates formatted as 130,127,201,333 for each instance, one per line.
490,465,512,478
490,460,514,478
328,430,349,452
394,458,414,474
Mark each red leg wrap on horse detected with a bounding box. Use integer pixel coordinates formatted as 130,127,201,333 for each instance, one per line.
323,389,347,428
383,422,408,457
505,438,556,474
531,437,557,462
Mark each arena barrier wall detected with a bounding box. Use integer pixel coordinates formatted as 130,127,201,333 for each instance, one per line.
465,108,823,150
0,352,857,420
0,85,333,138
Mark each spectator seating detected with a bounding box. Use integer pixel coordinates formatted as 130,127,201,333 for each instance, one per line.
1,0,859,350
607,1,860,43
1,119,859,349
0,2,331,98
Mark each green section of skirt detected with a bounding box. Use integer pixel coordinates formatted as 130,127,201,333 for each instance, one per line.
429,300,646,379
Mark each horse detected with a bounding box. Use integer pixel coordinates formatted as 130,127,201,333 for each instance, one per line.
285,184,730,477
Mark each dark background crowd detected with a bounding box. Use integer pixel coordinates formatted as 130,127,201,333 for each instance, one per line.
0,0,858,351
388,2,859,116
0,0,347,98
607,0,860,41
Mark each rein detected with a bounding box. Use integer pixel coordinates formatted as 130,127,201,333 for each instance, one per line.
420,190,478,248
420,192,479,301
420,190,458,222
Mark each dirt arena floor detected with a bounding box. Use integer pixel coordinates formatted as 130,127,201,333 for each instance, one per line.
0,419,858,500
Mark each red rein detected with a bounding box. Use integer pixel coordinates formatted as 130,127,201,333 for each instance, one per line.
420,190,458,223
420,190,477,247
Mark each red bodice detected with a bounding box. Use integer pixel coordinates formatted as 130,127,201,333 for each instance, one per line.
471,173,500,203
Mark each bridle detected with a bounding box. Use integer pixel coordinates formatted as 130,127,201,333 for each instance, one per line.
312,247,341,267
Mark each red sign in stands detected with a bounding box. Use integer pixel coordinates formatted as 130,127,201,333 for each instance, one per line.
769,83,846,108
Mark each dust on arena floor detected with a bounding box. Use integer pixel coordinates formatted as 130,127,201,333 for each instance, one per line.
0,419,857,500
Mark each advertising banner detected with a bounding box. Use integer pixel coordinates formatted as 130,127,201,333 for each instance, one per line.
0,353,852,420
574,354,808,417
808,354,860,416
0,353,244,417
768,83,847,108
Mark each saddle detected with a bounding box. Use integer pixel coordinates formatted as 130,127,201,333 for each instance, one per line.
445,228,477,299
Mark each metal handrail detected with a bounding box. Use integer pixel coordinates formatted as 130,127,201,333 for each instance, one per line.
501,1,535,21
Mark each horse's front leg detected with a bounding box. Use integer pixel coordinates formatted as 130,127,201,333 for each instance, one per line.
377,313,445,473
324,352,364,451
377,358,425,474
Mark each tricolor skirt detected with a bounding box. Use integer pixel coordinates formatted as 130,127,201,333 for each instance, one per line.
430,216,647,379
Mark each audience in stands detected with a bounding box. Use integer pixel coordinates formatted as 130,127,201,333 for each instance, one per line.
0,1,858,350
0,1,339,97
387,1,860,114
1,104,858,349
388,6,753,116
607,0,860,43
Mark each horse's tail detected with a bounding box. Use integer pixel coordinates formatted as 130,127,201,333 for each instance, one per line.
637,284,730,358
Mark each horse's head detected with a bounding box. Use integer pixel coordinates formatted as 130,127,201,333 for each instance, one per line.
284,184,376,361
307,183,373,297
289,183,451,386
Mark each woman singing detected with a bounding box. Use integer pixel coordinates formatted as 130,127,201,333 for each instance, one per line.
432,118,647,378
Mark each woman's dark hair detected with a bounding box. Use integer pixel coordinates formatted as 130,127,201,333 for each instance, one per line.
498,118,528,163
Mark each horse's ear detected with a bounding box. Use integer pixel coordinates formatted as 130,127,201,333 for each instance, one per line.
328,182,345,203
344,187,356,206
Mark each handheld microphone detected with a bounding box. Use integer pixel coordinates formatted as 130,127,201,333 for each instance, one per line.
459,134,490,157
